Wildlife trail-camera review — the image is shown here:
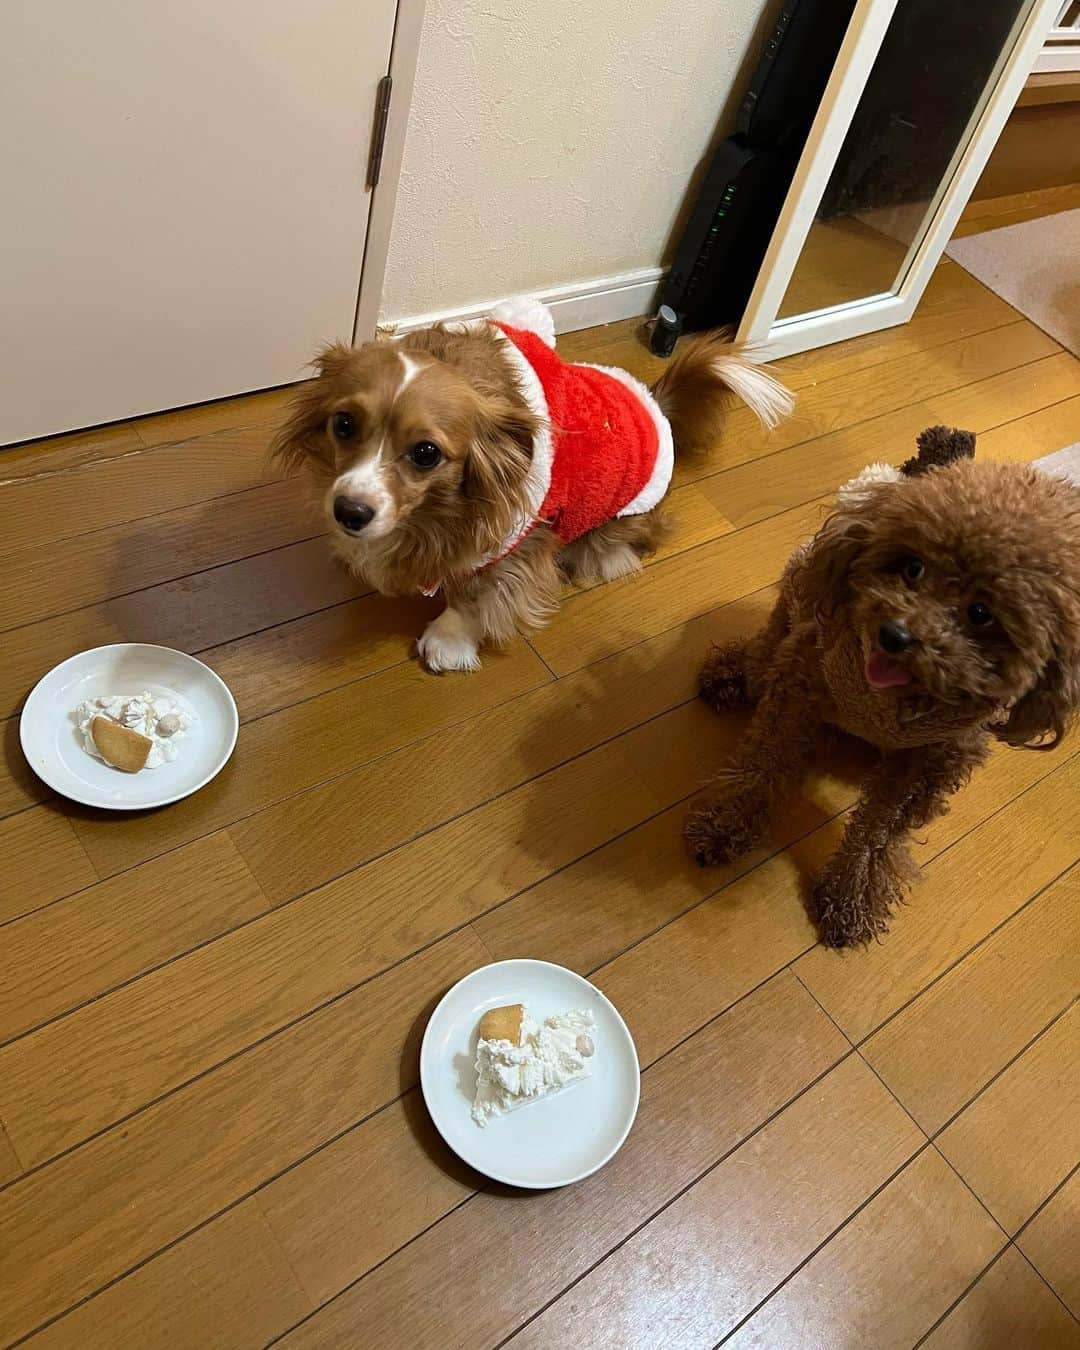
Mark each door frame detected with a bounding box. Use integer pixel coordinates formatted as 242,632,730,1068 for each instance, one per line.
736,0,1060,359
354,0,427,342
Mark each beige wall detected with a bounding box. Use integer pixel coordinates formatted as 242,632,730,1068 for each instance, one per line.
380,0,777,322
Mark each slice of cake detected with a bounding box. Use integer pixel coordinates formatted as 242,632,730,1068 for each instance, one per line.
471,1002,596,1126
76,692,195,771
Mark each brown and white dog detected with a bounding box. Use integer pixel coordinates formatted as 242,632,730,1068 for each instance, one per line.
273,298,793,673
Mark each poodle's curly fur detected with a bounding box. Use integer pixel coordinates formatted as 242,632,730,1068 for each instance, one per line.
687,430,1080,947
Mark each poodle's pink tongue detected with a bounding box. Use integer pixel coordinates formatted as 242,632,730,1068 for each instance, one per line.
865,651,912,689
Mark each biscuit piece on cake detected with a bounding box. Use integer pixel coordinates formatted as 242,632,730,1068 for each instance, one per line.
478,1003,526,1045
91,716,153,772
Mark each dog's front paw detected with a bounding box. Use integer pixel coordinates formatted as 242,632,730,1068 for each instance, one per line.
418,610,482,674
698,642,749,711
684,800,760,868
811,854,904,948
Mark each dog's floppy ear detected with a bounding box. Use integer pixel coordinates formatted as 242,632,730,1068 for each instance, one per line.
900,425,976,477
795,498,877,617
996,654,1080,750
270,343,356,472
463,393,540,538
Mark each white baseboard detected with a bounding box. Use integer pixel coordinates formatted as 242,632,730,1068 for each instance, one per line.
381,266,665,338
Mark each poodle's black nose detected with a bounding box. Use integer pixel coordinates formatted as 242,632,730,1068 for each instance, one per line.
333,496,375,532
878,619,915,654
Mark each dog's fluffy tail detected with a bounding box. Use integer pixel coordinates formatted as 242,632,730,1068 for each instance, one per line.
651,329,794,452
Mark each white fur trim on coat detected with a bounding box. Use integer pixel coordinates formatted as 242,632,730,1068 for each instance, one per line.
488,296,557,349
837,462,901,506
477,327,555,566
576,362,675,519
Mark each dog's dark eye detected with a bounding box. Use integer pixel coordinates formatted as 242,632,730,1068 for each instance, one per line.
967,602,994,627
899,555,924,583
331,411,356,440
409,441,442,470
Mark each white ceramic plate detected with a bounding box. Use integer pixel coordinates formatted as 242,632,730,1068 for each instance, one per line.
420,959,640,1189
20,643,238,810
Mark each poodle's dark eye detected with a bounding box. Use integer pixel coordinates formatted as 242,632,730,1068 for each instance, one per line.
899,555,924,583
331,411,356,440
409,441,442,470
967,602,994,627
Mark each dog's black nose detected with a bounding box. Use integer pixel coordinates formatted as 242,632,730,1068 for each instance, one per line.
333,496,375,532
878,619,915,654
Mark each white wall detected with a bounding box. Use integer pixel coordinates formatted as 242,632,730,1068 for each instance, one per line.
380,0,778,323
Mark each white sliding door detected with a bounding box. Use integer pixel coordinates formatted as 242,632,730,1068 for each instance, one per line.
1,0,399,443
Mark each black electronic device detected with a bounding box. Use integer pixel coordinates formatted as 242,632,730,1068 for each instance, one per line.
657,137,791,334
651,0,855,350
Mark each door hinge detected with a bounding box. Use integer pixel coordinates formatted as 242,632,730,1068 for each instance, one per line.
367,75,393,189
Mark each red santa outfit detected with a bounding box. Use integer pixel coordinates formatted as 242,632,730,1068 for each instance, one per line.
473,297,674,571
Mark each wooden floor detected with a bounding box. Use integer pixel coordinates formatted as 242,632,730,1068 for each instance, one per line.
1,248,1079,1349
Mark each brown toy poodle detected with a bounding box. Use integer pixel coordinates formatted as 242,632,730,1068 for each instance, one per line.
686,427,1080,948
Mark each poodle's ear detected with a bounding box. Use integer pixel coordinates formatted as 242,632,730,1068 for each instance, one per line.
463,393,539,524
900,425,976,477
795,501,876,616
996,655,1080,750
270,343,356,472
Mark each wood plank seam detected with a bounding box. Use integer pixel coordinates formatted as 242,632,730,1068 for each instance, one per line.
2,342,1070,738
709,1142,931,1345
2,305,1076,1342
9,1196,314,1349
0,811,107,884
848,851,1080,1060
1,372,1065,822
0,842,273,1048
252,1176,486,1346
0,303,1015,491
711,1144,1003,1349
522,636,557,680
276,1037,865,1350
233,759,1078,1323
0,445,149,490
621,753,1078,1065
0,468,286,567
1,944,830,1338
912,1241,1080,1348
2,700,1070,1188
0,761,829,1179
4,367,1069,725
0,321,1059,641
3,740,1068,1335
909,1244,1014,1348
1012,1158,1080,1247
129,421,285,456
243,789,1049,1338
926,989,1080,1142
0,530,329,638
1007,1244,1080,1331
787,971,991,1260
788,967,1020,1273
679,320,1060,479
1009,1159,1080,1324
0,397,289,488
130,392,298,452
0,1116,25,1176
0,833,210,933
792,970,1066,1292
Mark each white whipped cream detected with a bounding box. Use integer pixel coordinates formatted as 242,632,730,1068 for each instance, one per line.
76,691,195,769
472,1007,596,1127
